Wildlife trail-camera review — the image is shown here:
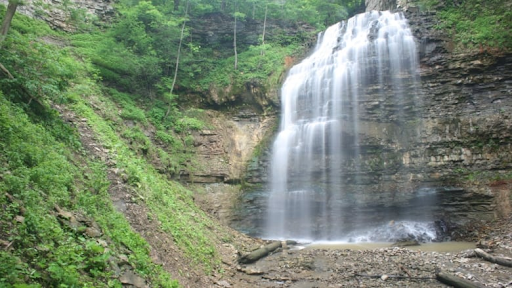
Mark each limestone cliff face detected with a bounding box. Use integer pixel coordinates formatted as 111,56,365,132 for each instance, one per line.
183,108,277,226
179,14,310,184
183,109,276,184
0,0,114,31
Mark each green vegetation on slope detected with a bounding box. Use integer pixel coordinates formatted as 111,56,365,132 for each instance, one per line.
5,0,510,286
67,80,222,272
420,0,512,50
0,92,179,286
0,5,229,287
68,0,365,102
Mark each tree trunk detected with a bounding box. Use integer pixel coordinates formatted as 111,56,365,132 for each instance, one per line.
0,62,14,79
233,0,238,70
260,1,267,56
262,2,267,46
0,0,19,44
173,0,179,11
164,0,189,119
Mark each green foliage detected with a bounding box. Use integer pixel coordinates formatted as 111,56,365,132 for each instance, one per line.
155,130,182,146
108,89,148,123
66,0,361,103
196,42,301,93
0,94,98,286
70,33,162,95
70,91,221,271
0,90,181,287
425,0,512,50
0,9,222,286
66,0,186,95
0,13,79,106
175,116,204,133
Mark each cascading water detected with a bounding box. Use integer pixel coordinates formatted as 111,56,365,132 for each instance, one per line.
266,11,427,242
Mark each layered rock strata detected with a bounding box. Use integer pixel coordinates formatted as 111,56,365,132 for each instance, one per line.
234,9,512,235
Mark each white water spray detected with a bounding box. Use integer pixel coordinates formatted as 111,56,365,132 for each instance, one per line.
266,11,422,241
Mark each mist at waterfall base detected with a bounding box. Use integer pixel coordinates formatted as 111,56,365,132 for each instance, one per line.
232,11,451,243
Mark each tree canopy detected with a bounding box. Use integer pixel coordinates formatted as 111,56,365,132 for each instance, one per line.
68,0,364,101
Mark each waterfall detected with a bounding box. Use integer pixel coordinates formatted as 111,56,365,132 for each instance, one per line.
266,11,423,242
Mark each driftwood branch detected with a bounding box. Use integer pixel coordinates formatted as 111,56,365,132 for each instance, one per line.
474,248,512,267
355,269,482,288
435,271,481,288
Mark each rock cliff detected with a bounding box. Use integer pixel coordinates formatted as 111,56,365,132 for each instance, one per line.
183,109,276,184
365,0,397,11
0,0,114,31
232,8,512,235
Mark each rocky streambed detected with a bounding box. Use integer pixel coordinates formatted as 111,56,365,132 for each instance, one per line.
216,216,512,288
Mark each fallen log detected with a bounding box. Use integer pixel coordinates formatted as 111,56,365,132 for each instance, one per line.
355,273,434,280
435,271,481,288
238,241,281,264
238,240,296,264
474,248,512,267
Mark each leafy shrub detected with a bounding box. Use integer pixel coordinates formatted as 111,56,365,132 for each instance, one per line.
155,130,181,146
120,106,147,122
0,32,78,107
175,116,205,133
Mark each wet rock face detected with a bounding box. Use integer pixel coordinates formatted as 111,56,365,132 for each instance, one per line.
190,12,314,58
0,0,114,31
365,0,425,12
407,10,512,183
356,8,512,221
235,9,512,234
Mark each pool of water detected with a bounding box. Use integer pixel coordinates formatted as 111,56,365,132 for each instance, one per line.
305,241,476,252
